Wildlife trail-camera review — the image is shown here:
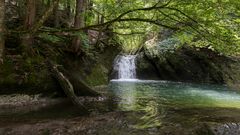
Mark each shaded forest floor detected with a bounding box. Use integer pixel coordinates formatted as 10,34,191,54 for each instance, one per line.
1,108,240,135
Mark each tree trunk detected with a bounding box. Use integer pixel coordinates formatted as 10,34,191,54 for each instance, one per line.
71,0,86,54
66,0,71,17
74,0,86,32
22,0,59,56
22,0,36,55
54,3,60,27
0,0,5,63
66,0,72,27
24,0,36,29
49,62,87,109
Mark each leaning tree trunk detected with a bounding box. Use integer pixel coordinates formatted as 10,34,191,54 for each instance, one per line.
71,0,86,54
49,62,87,109
0,0,5,64
48,61,99,108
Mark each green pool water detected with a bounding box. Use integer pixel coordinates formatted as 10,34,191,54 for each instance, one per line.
109,80,240,109
109,80,240,130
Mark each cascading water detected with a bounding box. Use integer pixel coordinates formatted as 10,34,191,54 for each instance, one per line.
113,55,137,79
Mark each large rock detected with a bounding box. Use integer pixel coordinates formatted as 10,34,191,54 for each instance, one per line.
135,52,160,80
138,37,240,86
64,45,120,86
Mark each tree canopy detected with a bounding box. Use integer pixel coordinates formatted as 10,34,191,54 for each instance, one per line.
91,0,240,54
2,0,240,57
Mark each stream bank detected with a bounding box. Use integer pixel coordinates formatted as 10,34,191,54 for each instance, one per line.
1,102,240,135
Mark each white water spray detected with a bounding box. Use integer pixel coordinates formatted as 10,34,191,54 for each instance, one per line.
113,55,137,79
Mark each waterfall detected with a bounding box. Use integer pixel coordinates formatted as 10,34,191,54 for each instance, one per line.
113,55,137,79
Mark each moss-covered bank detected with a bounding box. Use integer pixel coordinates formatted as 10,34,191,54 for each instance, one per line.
0,45,120,95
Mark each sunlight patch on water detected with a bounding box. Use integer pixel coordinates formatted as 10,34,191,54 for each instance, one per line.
184,88,240,108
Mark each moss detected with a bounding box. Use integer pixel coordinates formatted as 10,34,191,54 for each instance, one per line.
82,45,120,86
0,55,59,95
85,64,108,86
0,58,17,85
0,58,15,76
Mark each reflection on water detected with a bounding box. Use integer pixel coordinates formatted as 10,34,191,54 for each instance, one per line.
109,80,240,129
134,100,165,129
1,80,240,134
112,81,137,110
109,80,240,109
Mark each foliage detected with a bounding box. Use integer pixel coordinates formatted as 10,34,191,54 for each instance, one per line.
157,38,180,52
38,33,63,43
4,0,240,55
91,0,240,55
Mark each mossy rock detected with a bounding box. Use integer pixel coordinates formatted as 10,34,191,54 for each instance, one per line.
85,64,109,86
63,45,120,87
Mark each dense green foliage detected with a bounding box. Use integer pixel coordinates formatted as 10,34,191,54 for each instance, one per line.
3,0,240,56
90,0,240,55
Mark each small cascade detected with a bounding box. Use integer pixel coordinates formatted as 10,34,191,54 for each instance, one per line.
113,55,137,79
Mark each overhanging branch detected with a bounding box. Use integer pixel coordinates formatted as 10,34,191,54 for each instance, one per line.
11,1,174,34
118,18,179,30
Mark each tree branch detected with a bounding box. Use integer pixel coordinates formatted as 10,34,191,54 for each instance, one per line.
111,31,146,36
11,1,175,34
33,1,173,33
118,18,179,30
